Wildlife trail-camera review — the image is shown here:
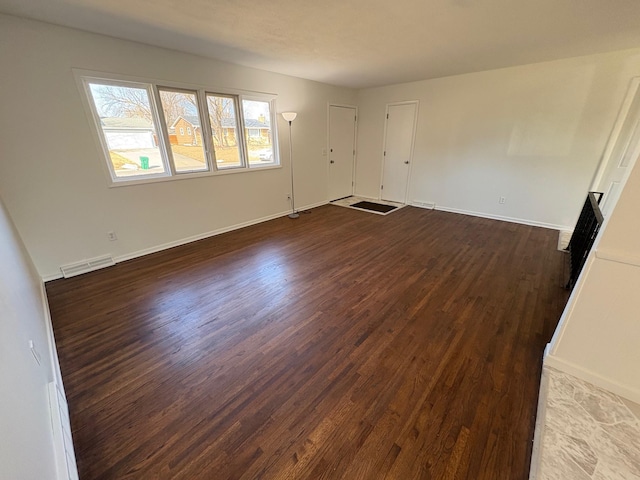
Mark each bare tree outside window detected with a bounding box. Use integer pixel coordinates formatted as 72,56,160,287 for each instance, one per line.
84,76,279,182
92,85,154,121
206,94,243,168
88,83,166,177
207,96,235,148
158,88,208,173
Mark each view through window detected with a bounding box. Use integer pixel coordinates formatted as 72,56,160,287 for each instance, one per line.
88,82,166,178
159,88,208,173
84,76,279,182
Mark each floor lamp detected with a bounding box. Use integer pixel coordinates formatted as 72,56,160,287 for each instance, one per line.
282,112,299,219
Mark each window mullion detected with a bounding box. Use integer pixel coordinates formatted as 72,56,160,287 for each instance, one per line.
269,98,279,168
198,89,217,172
237,95,250,170
151,85,177,176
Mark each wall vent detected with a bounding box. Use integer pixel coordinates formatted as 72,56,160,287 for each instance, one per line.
60,255,115,278
412,201,436,209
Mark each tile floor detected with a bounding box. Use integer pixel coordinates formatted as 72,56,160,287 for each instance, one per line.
535,367,640,480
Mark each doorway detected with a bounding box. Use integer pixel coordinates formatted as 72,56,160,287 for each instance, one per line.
381,101,418,203
328,105,357,201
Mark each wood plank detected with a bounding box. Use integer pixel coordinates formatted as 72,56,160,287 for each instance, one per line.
46,205,568,479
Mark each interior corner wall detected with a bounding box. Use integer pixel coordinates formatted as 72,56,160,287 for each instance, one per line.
355,49,640,229
0,193,59,478
0,14,356,279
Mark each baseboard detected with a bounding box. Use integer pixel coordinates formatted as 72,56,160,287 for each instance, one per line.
298,199,330,211
40,282,78,479
544,354,640,404
114,209,292,265
42,201,329,282
434,205,569,231
410,201,436,209
558,230,573,251
529,366,550,480
349,193,381,202
43,272,66,282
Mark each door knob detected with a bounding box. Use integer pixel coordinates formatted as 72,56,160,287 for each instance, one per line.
330,160,335,164
404,161,409,164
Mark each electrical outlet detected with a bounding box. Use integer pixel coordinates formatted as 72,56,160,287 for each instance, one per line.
107,231,118,241
499,196,506,204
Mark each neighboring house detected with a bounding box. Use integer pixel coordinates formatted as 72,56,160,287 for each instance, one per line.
100,117,157,150
243,116,271,145
170,115,271,148
171,115,203,146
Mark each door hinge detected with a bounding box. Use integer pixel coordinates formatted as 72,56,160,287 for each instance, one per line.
386,113,389,119
381,185,384,190
354,115,357,122
353,149,355,155
383,151,386,156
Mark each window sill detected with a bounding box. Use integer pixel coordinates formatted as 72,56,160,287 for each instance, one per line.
107,163,282,188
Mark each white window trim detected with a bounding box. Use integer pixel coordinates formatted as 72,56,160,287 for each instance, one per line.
74,69,281,187
205,92,248,171
241,94,279,168
155,86,211,175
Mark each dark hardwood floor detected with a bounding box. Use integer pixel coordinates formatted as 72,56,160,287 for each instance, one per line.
46,205,569,479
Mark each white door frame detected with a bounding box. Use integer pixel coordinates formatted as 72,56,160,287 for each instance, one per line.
327,103,358,200
591,76,640,191
590,76,640,217
379,100,419,203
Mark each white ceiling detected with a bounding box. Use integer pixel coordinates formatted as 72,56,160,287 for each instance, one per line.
2,0,640,88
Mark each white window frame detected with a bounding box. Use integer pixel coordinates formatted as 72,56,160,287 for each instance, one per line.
156,86,211,175
205,92,247,170
76,70,281,186
240,95,279,168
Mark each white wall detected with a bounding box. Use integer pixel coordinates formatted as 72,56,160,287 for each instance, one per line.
355,49,640,229
0,14,356,279
0,194,59,479
547,150,640,403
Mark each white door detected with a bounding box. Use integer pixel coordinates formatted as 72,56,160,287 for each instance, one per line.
381,102,418,203
328,105,357,201
594,78,640,216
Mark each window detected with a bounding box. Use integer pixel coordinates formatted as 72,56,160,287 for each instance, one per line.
206,94,243,169
158,88,208,173
82,74,279,184
86,81,167,178
242,99,275,166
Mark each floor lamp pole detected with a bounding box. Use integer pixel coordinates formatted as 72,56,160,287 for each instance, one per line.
283,112,299,219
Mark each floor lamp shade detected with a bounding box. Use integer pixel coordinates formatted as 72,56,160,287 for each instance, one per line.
282,112,298,123
282,112,299,218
